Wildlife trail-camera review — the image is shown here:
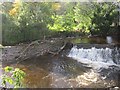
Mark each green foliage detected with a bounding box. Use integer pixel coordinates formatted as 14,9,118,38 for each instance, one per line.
74,2,117,36
48,2,93,34
11,2,54,29
91,2,117,36
1,66,26,88
49,2,117,36
2,2,118,45
2,2,54,45
48,3,76,31
74,2,93,33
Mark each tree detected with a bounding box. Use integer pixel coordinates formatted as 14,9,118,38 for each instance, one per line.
2,1,55,44
48,2,76,32
91,2,117,36
74,2,94,34
74,2,117,36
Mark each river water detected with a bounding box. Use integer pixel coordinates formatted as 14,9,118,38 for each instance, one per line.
1,36,120,88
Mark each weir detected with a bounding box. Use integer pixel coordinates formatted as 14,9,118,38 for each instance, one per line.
68,45,120,70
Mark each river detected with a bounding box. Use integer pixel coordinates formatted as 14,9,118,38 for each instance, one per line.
1,36,120,88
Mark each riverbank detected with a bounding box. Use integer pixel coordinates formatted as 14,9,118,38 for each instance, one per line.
1,37,120,88
2,36,120,65
2,38,72,65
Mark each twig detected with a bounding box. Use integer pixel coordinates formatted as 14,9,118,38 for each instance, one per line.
48,41,67,56
15,40,41,61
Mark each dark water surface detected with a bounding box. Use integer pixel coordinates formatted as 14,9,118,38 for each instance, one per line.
68,36,120,44
13,55,92,88
2,36,120,88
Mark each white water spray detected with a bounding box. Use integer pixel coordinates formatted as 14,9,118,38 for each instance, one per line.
106,36,113,44
68,46,120,70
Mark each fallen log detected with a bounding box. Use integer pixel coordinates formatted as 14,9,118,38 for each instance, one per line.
48,41,67,56
15,40,41,61
48,41,73,56
15,38,73,64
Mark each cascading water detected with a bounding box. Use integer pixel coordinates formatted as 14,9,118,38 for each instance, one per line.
106,36,113,44
68,46,120,70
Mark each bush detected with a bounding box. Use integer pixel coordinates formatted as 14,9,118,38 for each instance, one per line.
1,66,26,88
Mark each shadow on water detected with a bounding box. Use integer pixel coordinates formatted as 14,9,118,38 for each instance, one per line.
11,55,91,88
2,36,120,88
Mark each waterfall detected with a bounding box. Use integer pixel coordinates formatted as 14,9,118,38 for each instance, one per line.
68,46,120,70
106,36,113,44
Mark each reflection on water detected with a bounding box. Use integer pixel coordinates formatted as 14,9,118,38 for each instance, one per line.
2,36,120,88
68,36,120,44
24,67,52,88
4,54,119,88
10,55,91,88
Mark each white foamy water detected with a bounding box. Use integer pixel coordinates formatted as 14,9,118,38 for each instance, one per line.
106,36,113,44
68,46,120,70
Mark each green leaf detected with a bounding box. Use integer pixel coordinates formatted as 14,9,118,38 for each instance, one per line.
4,66,13,72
